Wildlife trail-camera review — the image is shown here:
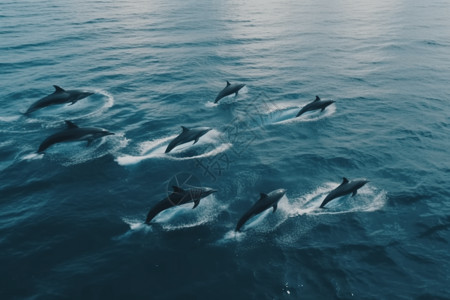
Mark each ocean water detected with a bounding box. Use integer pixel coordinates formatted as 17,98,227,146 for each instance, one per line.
1,0,449,299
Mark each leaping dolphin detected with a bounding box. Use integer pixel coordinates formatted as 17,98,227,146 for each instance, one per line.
235,189,286,232
38,120,114,153
145,185,217,224
165,126,212,153
296,96,335,117
319,177,369,208
25,85,94,114
214,81,246,103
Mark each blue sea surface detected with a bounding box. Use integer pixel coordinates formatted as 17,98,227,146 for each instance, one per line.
1,0,449,299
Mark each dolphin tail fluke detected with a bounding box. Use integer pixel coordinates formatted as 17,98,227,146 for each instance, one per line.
165,140,176,153
319,199,328,208
193,199,200,209
296,110,304,118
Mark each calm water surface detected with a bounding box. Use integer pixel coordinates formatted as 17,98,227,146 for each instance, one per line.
1,0,449,299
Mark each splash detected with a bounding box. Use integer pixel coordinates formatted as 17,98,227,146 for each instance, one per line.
0,89,115,134
116,130,232,166
25,133,128,166
259,101,336,126
288,182,387,216
117,194,225,240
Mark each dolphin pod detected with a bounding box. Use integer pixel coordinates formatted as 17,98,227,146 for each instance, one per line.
296,95,335,117
28,83,372,231
25,85,94,115
145,185,217,224
38,120,114,153
319,177,369,208
165,126,212,153
235,189,286,232
214,81,246,103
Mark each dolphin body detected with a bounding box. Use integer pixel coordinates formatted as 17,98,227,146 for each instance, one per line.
296,96,335,117
235,188,286,232
165,126,212,153
214,81,246,103
37,120,114,153
25,85,94,114
145,185,217,224
319,177,369,208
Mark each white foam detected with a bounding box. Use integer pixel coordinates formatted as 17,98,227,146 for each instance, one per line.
215,230,247,245
205,101,219,108
23,153,43,160
288,182,387,216
116,130,232,166
118,194,224,239
0,115,21,122
276,104,336,124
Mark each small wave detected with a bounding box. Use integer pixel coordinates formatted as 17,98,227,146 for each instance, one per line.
23,152,43,161
215,230,247,245
116,130,231,166
0,115,21,122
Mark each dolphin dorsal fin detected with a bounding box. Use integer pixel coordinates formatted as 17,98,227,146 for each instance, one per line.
226,81,231,86
64,120,78,129
181,126,189,133
53,85,65,93
172,186,185,193
314,96,321,102
341,177,349,185
260,193,268,199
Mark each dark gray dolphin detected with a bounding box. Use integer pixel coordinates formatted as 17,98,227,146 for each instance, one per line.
165,126,212,153
235,188,286,232
214,81,246,103
145,185,217,224
38,120,114,153
319,177,369,208
296,96,335,117
25,85,94,114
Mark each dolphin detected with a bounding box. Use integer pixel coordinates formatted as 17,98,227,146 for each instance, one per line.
145,185,217,224
214,81,246,103
37,120,114,153
165,126,212,153
319,177,369,208
25,85,94,114
235,188,286,232
296,96,335,117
